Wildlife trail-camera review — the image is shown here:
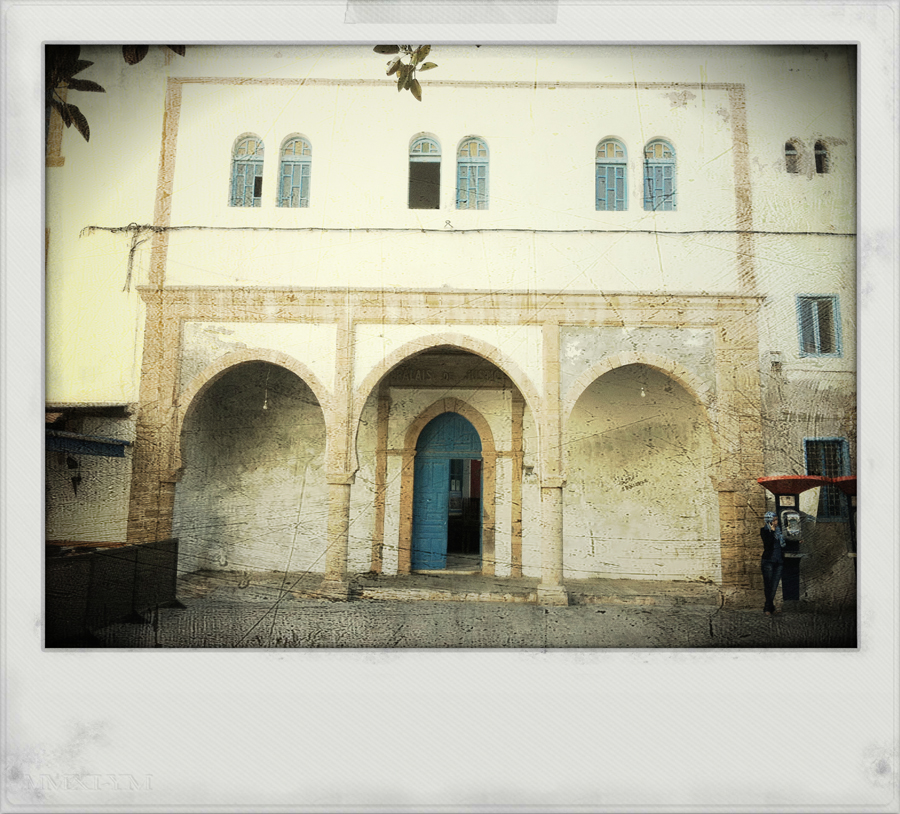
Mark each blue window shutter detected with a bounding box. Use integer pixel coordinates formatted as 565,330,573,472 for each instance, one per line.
596,164,607,210
614,166,625,210
643,164,653,209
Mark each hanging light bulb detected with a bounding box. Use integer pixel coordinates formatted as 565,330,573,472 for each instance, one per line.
262,368,270,411
640,385,646,398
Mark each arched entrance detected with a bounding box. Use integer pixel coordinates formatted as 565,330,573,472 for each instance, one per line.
412,412,483,571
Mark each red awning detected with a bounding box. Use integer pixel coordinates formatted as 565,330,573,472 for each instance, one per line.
757,475,830,495
830,476,857,497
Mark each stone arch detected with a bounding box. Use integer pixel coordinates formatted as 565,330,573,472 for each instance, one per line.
562,350,716,430
174,348,333,473
397,397,498,576
352,332,542,432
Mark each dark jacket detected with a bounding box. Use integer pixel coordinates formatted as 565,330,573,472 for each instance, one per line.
760,524,784,563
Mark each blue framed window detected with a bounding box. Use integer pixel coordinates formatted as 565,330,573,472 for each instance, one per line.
785,140,801,174
231,135,264,207
643,139,676,211
456,137,488,210
796,294,842,357
409,136,441,209
804,438,850,520
279,136,311,208
596,139,627,211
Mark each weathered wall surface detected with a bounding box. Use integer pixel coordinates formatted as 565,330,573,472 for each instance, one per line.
173,362,328,574
45,417,134,542
564,365,720,581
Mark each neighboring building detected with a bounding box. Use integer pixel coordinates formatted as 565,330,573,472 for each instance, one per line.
46,44,856,605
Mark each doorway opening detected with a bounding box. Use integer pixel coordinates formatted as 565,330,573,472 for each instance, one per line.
412,412,483,572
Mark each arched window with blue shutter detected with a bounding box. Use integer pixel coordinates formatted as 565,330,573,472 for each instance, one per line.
596,138,627,211
409,135,441,209
456,137,489,210
279,136,312,208
231,135,264,207
643,139,676,211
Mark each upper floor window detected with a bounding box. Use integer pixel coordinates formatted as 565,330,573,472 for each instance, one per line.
804,438,850,520
796,294,842,357
456,137,488,210
784,140,801,174
643,139,676,211
231,135,264,207
279,136,312,208
814,140,829,174
409,136,441,209
595,139,627,211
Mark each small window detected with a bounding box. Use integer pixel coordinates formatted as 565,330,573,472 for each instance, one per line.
231,135,264,207
814,140,829,174
643,139,676,211
409,136,441,209
804,438,850,520
279,137,311,208
785,140,801,174
596,139,627,211
797,295,842,356
456,137,488,210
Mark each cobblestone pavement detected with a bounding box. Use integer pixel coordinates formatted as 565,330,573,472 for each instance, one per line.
90,594,857,649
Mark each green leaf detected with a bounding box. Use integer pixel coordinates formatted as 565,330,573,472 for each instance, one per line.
66,78,106,93
405,69,415,90
410,78,422,101
167,45,186,57
66,103,91,141
374,45,400,54
122,45,150,65
397,63,409,90
386,57,401,76
419,62,437,71
413,45,431,64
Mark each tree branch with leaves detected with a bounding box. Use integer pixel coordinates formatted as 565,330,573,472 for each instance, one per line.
46,45,185,142
374,45,437,101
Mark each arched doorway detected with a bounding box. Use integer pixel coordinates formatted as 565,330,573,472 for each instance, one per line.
412,412,483,570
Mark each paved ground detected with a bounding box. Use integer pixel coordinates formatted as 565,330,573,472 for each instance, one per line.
86,570,857,649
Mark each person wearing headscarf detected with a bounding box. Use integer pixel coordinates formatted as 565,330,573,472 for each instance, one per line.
760,511,786,615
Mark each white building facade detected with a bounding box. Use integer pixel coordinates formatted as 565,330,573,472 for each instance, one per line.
46,45,856,604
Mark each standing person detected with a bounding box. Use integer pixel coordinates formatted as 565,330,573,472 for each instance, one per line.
760,511,786,615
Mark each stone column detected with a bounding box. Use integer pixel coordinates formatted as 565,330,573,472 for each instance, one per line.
321,473,354,600
538,476,569,605
318,300,357,599
537,322,569,605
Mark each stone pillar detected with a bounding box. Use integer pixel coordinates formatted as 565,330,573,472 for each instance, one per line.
319,300,357,600
321,473,354,600
537,322,569,606
538,477,568,605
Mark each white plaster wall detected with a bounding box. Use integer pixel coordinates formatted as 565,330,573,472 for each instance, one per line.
179,321,337,399
173,362,328,574
381,457,403,574
563,365,721,582
355,323,542,407
347,393,379,573
494,458,512,577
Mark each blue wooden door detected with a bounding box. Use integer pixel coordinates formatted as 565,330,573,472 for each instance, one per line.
411,413,482,570
412,457,450,569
